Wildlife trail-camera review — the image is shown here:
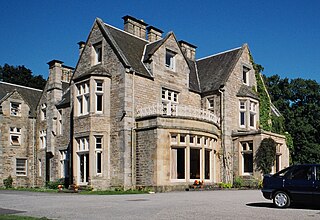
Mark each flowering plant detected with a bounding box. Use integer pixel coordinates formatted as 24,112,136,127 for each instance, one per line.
58,184,63,191
193,180,204,185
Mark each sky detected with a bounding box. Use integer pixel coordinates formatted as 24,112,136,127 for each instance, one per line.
1,0,319,83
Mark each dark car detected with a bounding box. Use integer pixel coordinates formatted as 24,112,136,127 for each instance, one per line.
261,164,320,208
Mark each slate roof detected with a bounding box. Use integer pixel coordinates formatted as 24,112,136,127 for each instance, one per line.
196,47,243,93
187,59,201,93
56,89,70,109
236,84,259,100
0,81,42,117
77,18,249,95
103,23,151,78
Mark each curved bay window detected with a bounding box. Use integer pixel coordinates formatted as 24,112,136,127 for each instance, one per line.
170,134,215,182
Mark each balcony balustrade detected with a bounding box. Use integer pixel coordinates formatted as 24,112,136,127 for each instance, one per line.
136,103,220,124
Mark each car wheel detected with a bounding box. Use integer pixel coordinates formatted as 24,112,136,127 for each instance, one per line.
273,191,291,208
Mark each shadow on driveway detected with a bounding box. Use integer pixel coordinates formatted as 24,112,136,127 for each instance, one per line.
247,202,320,211
0,207,26,215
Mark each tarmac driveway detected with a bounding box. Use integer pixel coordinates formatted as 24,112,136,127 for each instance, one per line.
1,190,320,220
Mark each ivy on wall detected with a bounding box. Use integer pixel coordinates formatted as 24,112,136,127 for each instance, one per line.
250,55,272,131
250,54,293,158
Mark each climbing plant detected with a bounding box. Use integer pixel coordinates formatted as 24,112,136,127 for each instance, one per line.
250,55,272,131
255,138,276,174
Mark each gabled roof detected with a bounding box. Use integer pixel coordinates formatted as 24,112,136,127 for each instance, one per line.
0,81,42,117
236,84,259,100
187,59,201,93
56,89,70,109
104,23,151,77
197,46,243,93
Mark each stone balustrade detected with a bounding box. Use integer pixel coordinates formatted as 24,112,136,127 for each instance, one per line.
136,103,220,124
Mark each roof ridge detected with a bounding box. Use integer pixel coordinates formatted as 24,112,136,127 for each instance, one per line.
104,22,149,43
0,81,43,92
197,46,242,61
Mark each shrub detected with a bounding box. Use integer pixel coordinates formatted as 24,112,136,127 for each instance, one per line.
255,137,276,174
233,177,243,188
46,178,64,189
3,175,13,188
218,182,232,189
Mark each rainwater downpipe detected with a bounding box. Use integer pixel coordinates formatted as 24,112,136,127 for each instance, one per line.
218,85,226,183
131,70,136,188
32,118,35,187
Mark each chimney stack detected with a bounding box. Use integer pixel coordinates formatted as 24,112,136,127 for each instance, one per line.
77,41,85,56
122,15,148,39
147,26,163,42
179,40,197,61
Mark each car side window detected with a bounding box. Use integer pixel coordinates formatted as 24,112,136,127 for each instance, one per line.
316,167,320,181
288,166,313,180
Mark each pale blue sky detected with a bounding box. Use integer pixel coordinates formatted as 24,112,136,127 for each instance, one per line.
1,0,319,82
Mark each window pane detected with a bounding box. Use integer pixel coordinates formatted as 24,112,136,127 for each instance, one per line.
240,112,245,126
205,150,211,179
171,148,185,179
250,113,255,127
190,148,200,179
97,152,102,174
243,153,253,173
97,94,103,112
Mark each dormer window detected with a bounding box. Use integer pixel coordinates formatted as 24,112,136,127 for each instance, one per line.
10,102,21,116
93,42,102,65
242,66,250,85
165,49,175,70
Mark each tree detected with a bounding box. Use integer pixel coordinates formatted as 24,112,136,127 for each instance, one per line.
255,138,276,174
265,76,320,164
0,64,46,90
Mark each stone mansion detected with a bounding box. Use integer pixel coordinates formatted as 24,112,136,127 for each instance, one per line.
0,15,289,190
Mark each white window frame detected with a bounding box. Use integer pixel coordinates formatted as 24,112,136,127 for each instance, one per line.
57,110,62,135
41,103,47,120
95,136,103,175
241,142,253,175
93,42,102,65
60,150,68,178
162,88,179,116
39,130,46,149
95,80,103,113
207,97,215,112
76,81,90,116
10,127,21,145
170,133,214,182
38,159,42,177
16,158,27,176
242,66,250,85
77,137,89,184
10,102,21,116
239,100,246,128
165,49,176,70
249,101,257,128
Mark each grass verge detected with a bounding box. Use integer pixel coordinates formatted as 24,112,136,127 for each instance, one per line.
0,215,50,220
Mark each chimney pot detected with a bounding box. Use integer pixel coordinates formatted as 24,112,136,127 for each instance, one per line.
122,15,148,39
147,26,163,42
179,40,197,61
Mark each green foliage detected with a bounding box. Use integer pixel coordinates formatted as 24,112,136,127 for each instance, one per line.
0,64,46,89
250,55,272,131
46,178,64,189
233,177,243,188
265,76,320,164
3,175,13,189
218,182,232,189
0,215,49,220
255,138,276,174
